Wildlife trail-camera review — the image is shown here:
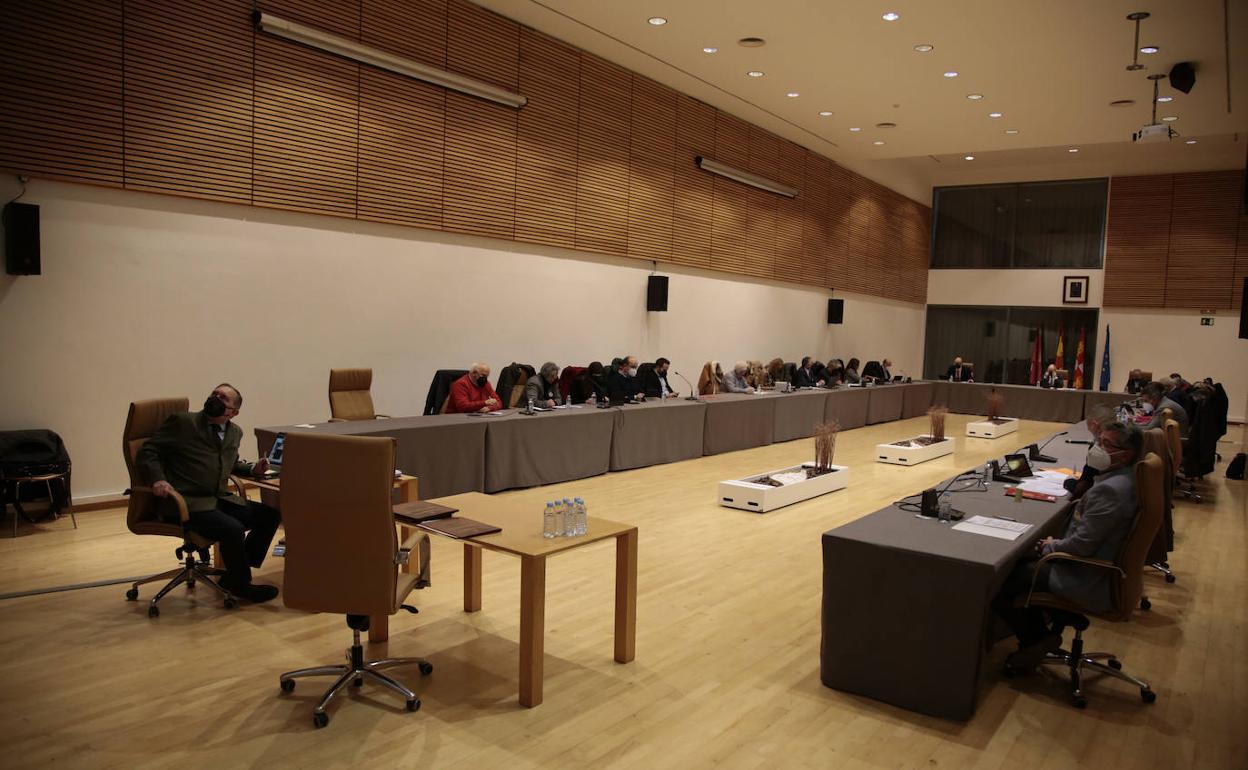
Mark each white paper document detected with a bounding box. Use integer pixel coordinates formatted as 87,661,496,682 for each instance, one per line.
952,515,1034,541
295,423,317,428
1018,470,1071,497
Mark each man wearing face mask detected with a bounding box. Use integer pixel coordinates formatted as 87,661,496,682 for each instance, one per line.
992,420,1143,673
447,363,502,413
136,384,282,603
1063,404,1115,499
1141,381,1189,437
721,361,754,393
607,356,645,403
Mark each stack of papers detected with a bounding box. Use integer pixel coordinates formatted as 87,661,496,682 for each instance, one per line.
1018,470,1071,498
952,515,1034,541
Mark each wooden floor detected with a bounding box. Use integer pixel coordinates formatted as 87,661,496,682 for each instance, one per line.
1,414,1244,769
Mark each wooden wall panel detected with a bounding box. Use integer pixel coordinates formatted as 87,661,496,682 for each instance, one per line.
0,0,123,186
1164,171,1240,308
442,0,519,238
362,0,446,67
257,0,360,39
776,140,812,285
358,69,445,228
1103,175,1173,308
744,127,779,279
626,77,677,263
1235,212,1248,311
671,96,715,269
515,29,579,248
253,37,358,216
710,113,750,274
803,153,833,289
575,55,631,255
123,0,253,203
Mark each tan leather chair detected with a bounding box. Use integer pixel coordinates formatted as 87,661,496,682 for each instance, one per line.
1139,370,1154,382
1016,452,1163,708
697,361,722,395
1056,368,1070,382
328,368,390,422
1140,427,1176,598
123,398,242,616
277,432,431,728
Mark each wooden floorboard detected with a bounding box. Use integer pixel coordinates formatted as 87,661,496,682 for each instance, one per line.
0,413,1243,769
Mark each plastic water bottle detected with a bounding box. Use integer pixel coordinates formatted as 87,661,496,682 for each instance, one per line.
562,498,574,536
984,461,993,482
552,499,566,536
527,396,535,415
543,502,556,538
574,497,587,536
938,494,953,523
564,394,571,407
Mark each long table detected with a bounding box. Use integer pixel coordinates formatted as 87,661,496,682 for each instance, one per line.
257,384,1131,494
819,422,1092,720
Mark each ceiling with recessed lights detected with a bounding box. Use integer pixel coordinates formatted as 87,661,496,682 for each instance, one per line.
473,0,1247,200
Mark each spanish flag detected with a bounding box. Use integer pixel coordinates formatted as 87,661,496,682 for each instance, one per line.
1055,324,1065,370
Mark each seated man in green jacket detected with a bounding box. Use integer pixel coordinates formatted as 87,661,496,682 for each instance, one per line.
137,383,281,603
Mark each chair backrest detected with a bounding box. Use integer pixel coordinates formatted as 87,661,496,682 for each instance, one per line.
329,368,377,421
1163,418,1182,471
697,361,720,395
123,398,189,534
1112,452,1164,619
558,366,585,403
280,433,398,617
1056,368,1069,381
497,363,534,408
1139,370,1153,381
782,362,797,384
637,362,656,385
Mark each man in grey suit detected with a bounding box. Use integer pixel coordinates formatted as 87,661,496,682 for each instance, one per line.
721,361,754,393
1141,380,1189,437
992,420,1143,672
524,361,562,408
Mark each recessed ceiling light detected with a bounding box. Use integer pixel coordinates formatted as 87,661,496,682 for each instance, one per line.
786,92,800,98
1140,45,1159,54
943,71,959,78
882,12,900,21
1068,148,1079,153
647,17,667,26
914,44,934,52
1109,99,1136,107
819,111,834,116
849,127,862,132
747,70,765,78
964,155,975,161
1004,128,1019,134
738,37,766,47
988,112,1002,118
702,46,718,54
1161,115,1178,122
967,93,984,100
872,140,885,145
1157,95,1173,103
1185,139,1197,144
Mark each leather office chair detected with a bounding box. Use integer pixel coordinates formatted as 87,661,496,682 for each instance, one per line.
277,432,432,728
1160,416,1197,503
328,368,390,422
1141,427,1176,597
1056,368,1070,383
1015,452,1163,708
697,361,722,395
122,398,240,617
423,369,468,415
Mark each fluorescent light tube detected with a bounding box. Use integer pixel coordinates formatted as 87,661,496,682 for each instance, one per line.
694,156,799,198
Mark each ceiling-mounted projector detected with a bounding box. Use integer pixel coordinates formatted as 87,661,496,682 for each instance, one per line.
1132,123,1175,143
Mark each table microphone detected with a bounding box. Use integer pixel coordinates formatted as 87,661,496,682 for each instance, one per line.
1028,431,1067,463
673,371,701,401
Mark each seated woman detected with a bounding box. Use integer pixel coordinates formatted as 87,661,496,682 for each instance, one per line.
843,357,862,384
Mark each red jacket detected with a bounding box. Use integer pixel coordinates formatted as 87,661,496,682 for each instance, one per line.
447,374,502,413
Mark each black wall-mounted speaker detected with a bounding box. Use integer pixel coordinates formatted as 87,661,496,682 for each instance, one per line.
3,202,40,276
646,275,668,312
827,298,844,324
1239,278,1248,340
1169,62,1196,94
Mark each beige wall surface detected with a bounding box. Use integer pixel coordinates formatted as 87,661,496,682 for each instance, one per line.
0,180,925,500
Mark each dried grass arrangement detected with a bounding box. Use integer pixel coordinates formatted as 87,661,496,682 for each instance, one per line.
986,391,1006,423
924,405,949,444
814,420,841,472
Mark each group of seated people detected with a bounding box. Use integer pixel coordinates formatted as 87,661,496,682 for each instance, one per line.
445,357,682,413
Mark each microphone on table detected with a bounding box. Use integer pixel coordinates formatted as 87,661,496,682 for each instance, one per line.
673,371,701,402
1065,439,1093,445
1027,431,1067,463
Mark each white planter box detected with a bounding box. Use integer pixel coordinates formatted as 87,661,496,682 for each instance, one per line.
875,435,955,466
966,417,1019,439
718,462,849,513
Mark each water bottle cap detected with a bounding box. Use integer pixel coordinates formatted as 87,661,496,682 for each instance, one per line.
574,497,583,502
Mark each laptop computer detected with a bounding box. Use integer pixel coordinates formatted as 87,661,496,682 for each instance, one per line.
995,453,1035,484
261,433,285,478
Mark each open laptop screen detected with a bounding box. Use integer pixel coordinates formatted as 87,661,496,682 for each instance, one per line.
266,433,286,469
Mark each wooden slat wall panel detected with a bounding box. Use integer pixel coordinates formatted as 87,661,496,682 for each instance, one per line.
123,0,253,203
1235,212,1248,311
515,29,579,248
626,77,677,263
575,55,631,255
362,0,446,67
1165,171,1241,308
671,96,715,269
711,112,750,274
1104,174,1172,307
442,1,519,238
253,37,358,216
358,69,444,228
3,0,936,305
0,0,123,186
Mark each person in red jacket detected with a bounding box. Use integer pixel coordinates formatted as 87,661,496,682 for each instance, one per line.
447,363,503,413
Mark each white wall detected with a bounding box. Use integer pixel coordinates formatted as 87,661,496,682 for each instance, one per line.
927,269,1104,308
0,179,926,500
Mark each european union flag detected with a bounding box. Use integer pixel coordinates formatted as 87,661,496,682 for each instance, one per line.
1098,325,1111,391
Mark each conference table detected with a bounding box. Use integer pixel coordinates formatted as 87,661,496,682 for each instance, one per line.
257,383,1130,495
819,421,1092,720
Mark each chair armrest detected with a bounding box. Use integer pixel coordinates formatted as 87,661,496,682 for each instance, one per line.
376,414,392,419
228,475,248,499
130,485,191,523
328,417,346,423
1025,551,1125,605
396,530,428,565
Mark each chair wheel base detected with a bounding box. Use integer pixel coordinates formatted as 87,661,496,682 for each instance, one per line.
419,662,434,676
224,597,237,609
313,712,329,728
1165,574,1176,584
280,679,295,693
1072,695,1088,709
125,588,139,601
1108,658,1122,670
1140,597,1151,611
1141,688,1156,703
407,698,420,712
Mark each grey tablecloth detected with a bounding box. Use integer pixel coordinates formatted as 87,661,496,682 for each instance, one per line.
483,407,615,492
825,388,870,430
866,385,905,424
255,415,487,499
901,382,936,418
996,384,1085,422
820,423,1092,720
609,399,707,471
1084,390,1133,417
772,390,834,442
701,394,776,455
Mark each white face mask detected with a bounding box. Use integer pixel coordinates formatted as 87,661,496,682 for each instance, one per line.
628,367,638,378
1086,444,1114,471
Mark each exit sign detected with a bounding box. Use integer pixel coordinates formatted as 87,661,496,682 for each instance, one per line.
1200,317,1214,326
